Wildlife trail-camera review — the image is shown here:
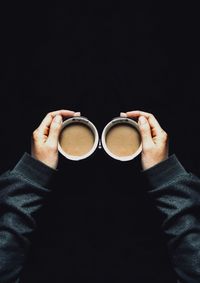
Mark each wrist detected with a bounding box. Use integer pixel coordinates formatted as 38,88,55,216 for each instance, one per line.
142,152,169,170
31,152,58,170
142,157,168,170
35,158,58,170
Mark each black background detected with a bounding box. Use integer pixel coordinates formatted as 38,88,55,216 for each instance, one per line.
0,2,200,282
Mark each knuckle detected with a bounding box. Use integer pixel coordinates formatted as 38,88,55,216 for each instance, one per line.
53,119,62,128
149,113,155,119
51,122,60,130
161,130,168,141
139,121,148,129
32,129,39,140
140,125,146,131
47,112,53,118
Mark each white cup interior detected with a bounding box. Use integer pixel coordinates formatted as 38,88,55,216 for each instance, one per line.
58,117,99,161
101,117,142,161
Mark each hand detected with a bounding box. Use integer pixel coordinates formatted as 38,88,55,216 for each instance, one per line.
120,110,169,170
31,110,80,169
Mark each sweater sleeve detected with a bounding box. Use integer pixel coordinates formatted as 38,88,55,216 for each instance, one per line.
143,155,200,283
0,153,56,283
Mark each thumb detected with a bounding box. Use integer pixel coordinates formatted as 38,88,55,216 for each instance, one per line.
138,116,154,150
47,115,63,147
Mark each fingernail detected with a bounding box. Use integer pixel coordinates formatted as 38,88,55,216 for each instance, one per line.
138,116,146,125
120,112,127,117
54,115,62,123
74,112,81,116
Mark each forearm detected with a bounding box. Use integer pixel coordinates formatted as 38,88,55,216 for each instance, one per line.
143,155,200,283
0,153,55,283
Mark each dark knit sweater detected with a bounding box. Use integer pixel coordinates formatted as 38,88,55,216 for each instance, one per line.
0,153,200,283
143,155,200,283
0,153,55,283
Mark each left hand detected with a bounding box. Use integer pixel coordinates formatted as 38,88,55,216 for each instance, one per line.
31,110,80,169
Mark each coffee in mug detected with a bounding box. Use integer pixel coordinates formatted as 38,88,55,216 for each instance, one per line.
58,117,99,161
101,117,142,161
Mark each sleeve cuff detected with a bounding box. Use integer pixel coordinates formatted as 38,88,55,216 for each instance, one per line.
142,154,187,190
12,152,57,188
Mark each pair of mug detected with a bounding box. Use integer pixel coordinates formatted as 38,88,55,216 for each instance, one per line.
58,116,142,161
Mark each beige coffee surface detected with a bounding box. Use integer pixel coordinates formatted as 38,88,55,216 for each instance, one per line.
106,124,141,157
59,123,95,156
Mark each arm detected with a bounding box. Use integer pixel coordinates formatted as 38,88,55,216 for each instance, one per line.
143,155,200,283
0,153,55,283
0,109,79,283
122,110,200,283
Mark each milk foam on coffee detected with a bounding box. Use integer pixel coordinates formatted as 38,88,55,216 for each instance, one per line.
105,124,141,157
59,123,95,157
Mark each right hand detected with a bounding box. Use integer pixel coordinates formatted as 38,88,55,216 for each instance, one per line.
121,110,169,170
31,110,81,169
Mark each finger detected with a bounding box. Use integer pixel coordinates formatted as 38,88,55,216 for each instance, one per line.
37,110,77,136
138,116,154,150
46,115,63,148
123,110,163,136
